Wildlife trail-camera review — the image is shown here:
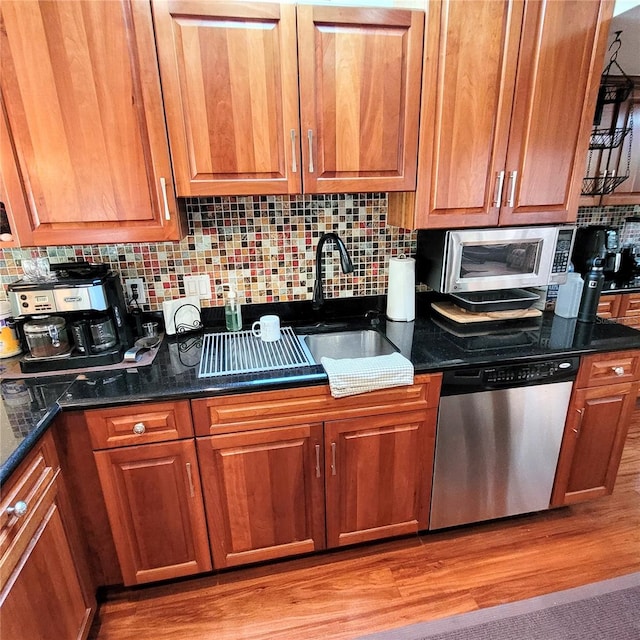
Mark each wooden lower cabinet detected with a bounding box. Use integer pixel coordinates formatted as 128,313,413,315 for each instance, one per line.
598,293,640,327
552,350,640,506
0,432,95,640
325,409,436,548
196,423,325,568
94,440,211,585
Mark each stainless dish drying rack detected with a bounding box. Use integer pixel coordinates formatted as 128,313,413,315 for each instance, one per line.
198,327,314,378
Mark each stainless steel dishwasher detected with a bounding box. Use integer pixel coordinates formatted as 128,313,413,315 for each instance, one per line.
429,356,580,530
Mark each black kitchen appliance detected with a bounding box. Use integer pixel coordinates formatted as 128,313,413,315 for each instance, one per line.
7,262,132,373
571,226,623,280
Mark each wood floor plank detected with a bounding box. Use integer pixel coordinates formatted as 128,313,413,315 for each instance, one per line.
90,407,640,640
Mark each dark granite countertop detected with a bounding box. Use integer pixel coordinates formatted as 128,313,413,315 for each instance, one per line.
2,292,640,484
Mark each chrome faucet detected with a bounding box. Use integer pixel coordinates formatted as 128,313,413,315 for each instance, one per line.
312,232,354,310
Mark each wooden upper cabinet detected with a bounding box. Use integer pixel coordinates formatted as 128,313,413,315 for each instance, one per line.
0,0,182,246
152,1,302,197
297,5,423,193
389,0,613,229
152,2,424,196
0,101,25,248
500,0,610,226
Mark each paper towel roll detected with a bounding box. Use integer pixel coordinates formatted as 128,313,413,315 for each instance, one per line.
386,255,415,321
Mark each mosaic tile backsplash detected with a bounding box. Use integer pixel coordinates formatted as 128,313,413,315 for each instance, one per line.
1,197,637,312
0,194,415,311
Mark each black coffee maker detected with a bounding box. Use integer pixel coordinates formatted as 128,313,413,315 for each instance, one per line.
7,262,133,373
571,226,623,280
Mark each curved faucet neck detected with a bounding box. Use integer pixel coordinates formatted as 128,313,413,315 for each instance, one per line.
312,233,353,310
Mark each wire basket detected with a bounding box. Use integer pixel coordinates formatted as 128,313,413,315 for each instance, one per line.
589,126,631,149
581,174,629,196
596,74,633,106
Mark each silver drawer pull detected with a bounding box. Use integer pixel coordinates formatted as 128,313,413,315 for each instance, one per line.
6,500,28,518
132,422,146,435
612,366,625,376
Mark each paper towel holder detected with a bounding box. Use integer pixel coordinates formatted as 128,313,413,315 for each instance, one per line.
386,253,416,322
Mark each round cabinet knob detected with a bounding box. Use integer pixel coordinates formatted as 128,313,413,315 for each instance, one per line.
6,500,28,518
612,366,625,376
132,422,146,435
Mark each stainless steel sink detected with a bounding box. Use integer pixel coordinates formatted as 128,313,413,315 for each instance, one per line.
300,329,398,362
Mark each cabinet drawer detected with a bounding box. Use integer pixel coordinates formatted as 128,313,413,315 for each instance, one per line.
192,373,442,436
597,294,622,319
619,293,640,318
575,350,640,388
85,401,193,449
1,432,58,586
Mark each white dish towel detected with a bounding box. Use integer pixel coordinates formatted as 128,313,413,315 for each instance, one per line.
321,352,415,399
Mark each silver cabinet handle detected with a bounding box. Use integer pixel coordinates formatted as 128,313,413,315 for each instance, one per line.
493,170,505,207
330,442,336,476
612,366,625,376
186,462,195,498
506,170,518,207
133,422,146,435
307,129,314,173
160,177,171,220
315,444,321,478
6,500,28,518
290,129,297,173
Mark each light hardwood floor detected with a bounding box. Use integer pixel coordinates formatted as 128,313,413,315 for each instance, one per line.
89,406,640,640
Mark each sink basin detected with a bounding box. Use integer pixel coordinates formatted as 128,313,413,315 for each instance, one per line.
300,329,398,363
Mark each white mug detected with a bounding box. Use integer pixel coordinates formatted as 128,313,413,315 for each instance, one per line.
251,315,281,342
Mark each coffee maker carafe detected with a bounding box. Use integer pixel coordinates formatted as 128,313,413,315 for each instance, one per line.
7,262,132,373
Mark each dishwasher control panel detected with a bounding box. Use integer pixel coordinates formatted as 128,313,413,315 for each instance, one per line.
483,357,580,385
441,356,581,395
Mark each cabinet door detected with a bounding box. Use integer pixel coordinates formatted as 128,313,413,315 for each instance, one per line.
0,499,92,640
0,0,180,245
325,409,435,548
0,100,23,248
551,381,638,506
403,0,522,229
197,424,325,568
297,5,424,193
152,1,301,196
94,440,211,585
499,0,610,225
389,0,611,230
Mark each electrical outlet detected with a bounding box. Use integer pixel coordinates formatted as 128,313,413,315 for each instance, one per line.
184,274,211,299
124,278,146,304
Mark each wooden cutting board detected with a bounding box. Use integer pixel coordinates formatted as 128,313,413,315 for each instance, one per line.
431,301,542,324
